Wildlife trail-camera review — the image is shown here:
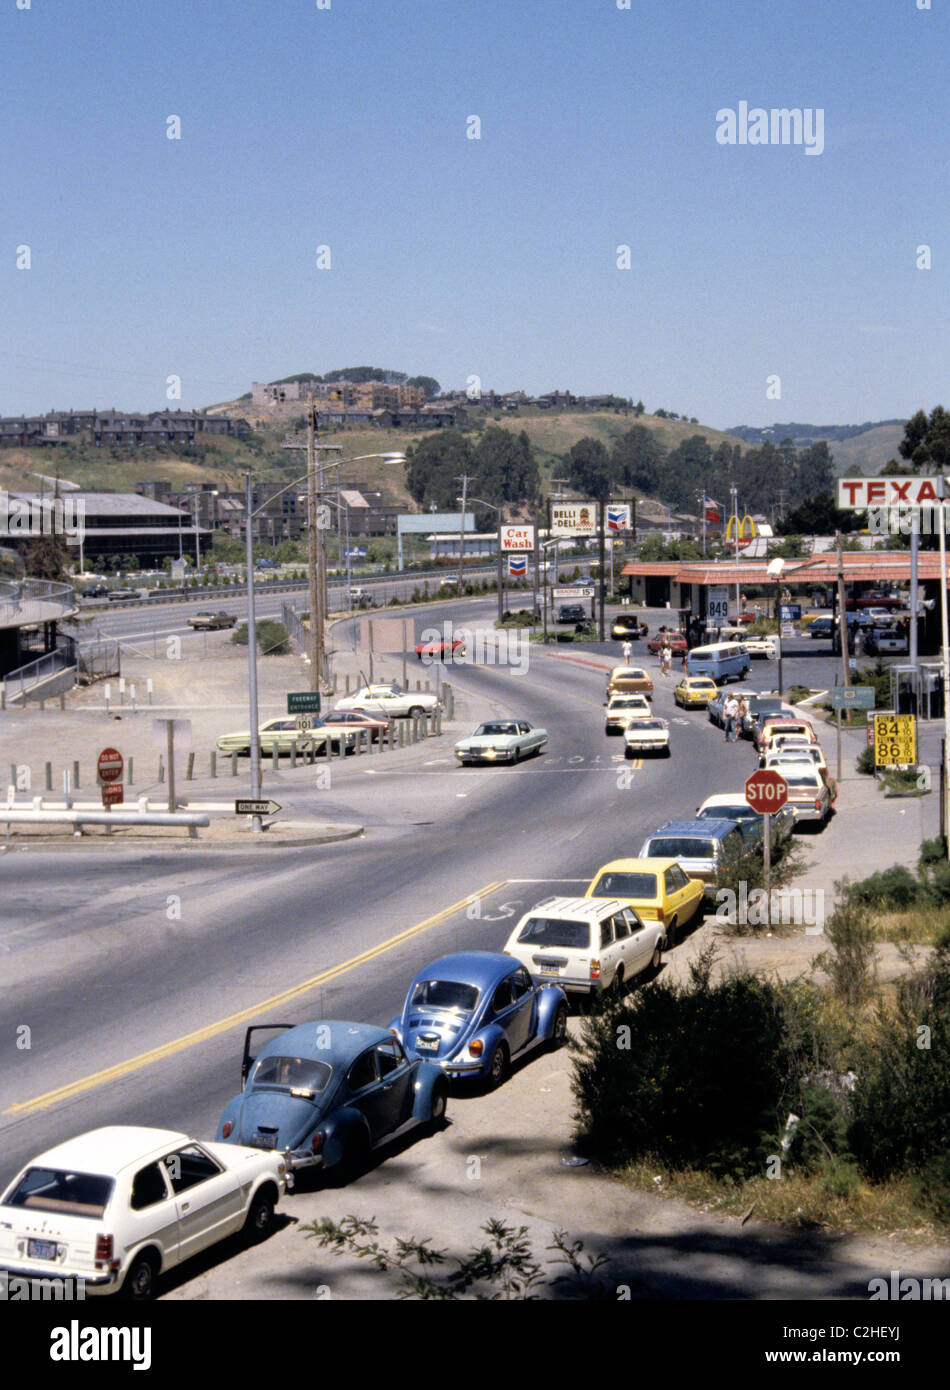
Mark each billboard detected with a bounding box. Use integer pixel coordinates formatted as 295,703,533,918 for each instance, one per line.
500,524,535,551
549,501,598,537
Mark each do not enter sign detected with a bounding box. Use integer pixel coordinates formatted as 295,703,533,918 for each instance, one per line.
97,747,124,784
745,768,789,813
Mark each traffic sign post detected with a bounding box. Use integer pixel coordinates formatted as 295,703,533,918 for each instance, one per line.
745,770,789,904
97,748,123,784
830,685,875,782
101,783,124,809
235,799,281,817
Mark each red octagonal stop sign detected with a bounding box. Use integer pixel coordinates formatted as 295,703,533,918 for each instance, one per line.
97,747,124,784
745,768,789,813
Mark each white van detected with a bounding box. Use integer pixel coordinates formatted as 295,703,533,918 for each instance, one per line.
685,642,751,683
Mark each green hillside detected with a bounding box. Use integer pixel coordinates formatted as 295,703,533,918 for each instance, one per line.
827,424,905,477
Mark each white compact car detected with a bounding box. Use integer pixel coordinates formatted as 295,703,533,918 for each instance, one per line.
741,636,777,659
503,896,663,997
623,716,670,756
604,693,652,734
335,683,440,719
0,1126,287,1300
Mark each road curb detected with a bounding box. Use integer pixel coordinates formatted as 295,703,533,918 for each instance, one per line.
0,821,365,853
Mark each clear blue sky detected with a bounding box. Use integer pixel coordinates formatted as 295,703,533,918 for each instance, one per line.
2,0,946,429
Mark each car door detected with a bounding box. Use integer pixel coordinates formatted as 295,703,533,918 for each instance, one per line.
506,967,539,1051
488,974,531,1055
127,1160,181,1271
346,1043,412,1143
624,907,656,973
162,1144,244,1264
609,909,633,976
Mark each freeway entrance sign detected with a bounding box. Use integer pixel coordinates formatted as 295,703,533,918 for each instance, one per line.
829,685,875,710
235,799,282,816
287,691,321,715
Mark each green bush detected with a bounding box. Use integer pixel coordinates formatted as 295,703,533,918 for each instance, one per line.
231,619,291,655
856,746,876,776
815,894,878,1008
846,866,921,910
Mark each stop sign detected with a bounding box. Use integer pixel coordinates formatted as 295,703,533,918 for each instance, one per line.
745,768,789,813
97,747,124,784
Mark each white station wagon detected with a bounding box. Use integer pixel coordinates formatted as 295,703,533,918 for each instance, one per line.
0,1126,287,1300
503,896,664,997
335,683,440,719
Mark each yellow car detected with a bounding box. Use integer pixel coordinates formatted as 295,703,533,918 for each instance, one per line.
673,676,719,708
216,717,354,756
584,857,704,948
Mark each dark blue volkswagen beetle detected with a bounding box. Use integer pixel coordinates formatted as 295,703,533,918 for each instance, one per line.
216,1021,447,1180
388,952,568,1090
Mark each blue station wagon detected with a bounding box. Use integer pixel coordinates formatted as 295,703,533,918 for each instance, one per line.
216,1021,447,1180
389,952,568,1090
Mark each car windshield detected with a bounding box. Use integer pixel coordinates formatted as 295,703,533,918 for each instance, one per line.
516,917,591,949
410,979,480,1012
645,837,716,859
251,1055,333,1094
591,872,658,899
5,1167,114,1219
474,723,518,736
700,805,757,821
785,774,822,789
610,698,645,708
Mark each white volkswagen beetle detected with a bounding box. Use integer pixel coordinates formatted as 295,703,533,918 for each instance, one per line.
0,1126,287,1300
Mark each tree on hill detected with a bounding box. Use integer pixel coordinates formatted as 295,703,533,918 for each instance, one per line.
611,424,663,495
323,366,407,384
566,437,614,501
405,431,474,511
777,492,859,535
408,375,441,399
471,427,539,507
897,406,950,472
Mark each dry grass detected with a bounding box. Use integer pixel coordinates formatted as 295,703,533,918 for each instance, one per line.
871,904,950,945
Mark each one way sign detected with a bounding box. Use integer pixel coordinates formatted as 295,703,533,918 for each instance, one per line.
235,799,282,816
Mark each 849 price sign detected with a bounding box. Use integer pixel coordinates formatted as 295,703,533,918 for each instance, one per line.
873,713,916,769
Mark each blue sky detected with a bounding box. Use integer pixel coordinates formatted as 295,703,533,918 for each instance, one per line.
2,0,947,428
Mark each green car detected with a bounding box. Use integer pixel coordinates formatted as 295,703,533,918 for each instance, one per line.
454,720,548,766
216,717,354,756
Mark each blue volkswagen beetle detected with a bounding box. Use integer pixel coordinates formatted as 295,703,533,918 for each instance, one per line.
216,1020,448,1180
388,952,568,1090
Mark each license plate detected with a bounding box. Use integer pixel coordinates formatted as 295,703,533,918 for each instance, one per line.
539,964,562,976
252,1132,277,1150
27,1239,58,1261
415,1037,439,1051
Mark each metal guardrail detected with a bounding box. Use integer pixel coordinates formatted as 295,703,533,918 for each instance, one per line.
0,577,75,627
1,646,76,704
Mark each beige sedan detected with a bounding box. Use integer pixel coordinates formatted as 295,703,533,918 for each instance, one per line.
216,718,354,756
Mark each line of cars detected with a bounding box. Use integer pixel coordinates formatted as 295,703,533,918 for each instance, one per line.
602,663,671,757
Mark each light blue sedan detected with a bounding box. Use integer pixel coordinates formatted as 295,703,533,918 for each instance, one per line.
454,719,548,766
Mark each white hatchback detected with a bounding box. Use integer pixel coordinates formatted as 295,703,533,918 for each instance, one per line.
503,896,664,997
0,1126,287,1300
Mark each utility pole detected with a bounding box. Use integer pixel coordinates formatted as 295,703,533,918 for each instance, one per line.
597,497,606,641
307,394,323,686
457,473,469,593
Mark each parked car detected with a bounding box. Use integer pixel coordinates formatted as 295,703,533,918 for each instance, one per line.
647,630,688,654
695,793,795,847
754,716,817,753
604,693,652,733
808,617,834,639
849,591,905,610
188,610,236,630
674,675,719,708
707,687,757,730
741,635,777,659
727,611,757,624
319,709,393,742
685,642,751,683
610,615,649,641
623,716,670,756
764,750,838,802
583,857,704,948
503,896,664,997
454,719,547,764
335,683,441,719
0,1126,286,1300
605,665,654,698
780,767,835,828
416,637,466,660
389,952,567,1089
217,1022,447,1177
216,717,354,756
638,820,746,890
556,604,588,624
80,583,109,599
865,626,909,655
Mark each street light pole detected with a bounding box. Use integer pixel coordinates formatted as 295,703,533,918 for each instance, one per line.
245,470,263,834
457,474,469,594
307,396,322,686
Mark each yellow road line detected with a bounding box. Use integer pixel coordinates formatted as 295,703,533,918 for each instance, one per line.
6,880,507,1115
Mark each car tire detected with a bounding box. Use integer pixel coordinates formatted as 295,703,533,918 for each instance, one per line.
649,941,663,973
624,746,633,759
428,1077,449,1131
549,1001,569,1048
665,917,677,949
244,1186,276,1245
663,746,672,758
332,1128,370,1185
122,1250,158,1301
610,965,625,998
486,1042,509,1090
408,705,424,719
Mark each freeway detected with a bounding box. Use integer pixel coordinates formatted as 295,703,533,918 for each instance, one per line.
0,605,740,1196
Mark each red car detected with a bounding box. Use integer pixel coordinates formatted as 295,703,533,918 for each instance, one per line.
647,631,688,654
846,592,905,611
416,637,467,660
320,709,393,741
727,612,756,624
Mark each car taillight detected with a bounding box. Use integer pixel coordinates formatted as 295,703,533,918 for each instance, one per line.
95,1235,113,1266
221,1120,233,1138
311,1131,324,1153
590,959,601,980
468,1039,484,1057
814,799,822,810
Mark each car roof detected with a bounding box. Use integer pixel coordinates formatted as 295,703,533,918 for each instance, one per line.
257,1021,391,1066
413,951,523,988
520,896,628,920
27,1126,191,1174
699,794,759,807
648,819,741,840
590,857,682,875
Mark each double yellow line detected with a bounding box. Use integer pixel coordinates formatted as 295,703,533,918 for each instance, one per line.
6,880,507,1116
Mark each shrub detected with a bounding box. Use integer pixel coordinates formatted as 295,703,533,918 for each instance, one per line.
856,746,876,776
231,619,291,655
815,894,878,1009
846,865,921,910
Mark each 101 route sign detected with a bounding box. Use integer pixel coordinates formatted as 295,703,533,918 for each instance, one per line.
745,768,789,813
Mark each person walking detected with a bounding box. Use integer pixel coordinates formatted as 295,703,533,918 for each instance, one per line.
723,692,740,742
736,695,749,740
661,641,672,676
621,639,633,664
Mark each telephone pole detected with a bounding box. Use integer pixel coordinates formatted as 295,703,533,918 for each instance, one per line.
457,473,469,593
307,396,324,687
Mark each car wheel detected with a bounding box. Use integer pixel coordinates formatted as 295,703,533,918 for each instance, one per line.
666,916,677,949
663,746,672,758
649,941,663,973
549,1001,569,1048
122,1250,158,1301
332,1128,370,1185
486,1041,509,1090
610,965,625,998
408,705,424,719
428,1077,449,1130
244,1187,276,1244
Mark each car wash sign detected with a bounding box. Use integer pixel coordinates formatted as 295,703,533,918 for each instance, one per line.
837,477,947,510
500,524,535,551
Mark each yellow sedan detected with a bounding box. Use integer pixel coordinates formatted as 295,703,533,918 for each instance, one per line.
673,676,719,708
584,857,705,948
216,717,354,756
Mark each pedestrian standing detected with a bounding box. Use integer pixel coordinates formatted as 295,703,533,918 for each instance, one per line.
621,639,633,664
723,692,740,741
661,642,672,676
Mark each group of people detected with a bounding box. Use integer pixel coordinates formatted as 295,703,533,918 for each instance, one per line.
621,629,676,675
722,692,749,743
